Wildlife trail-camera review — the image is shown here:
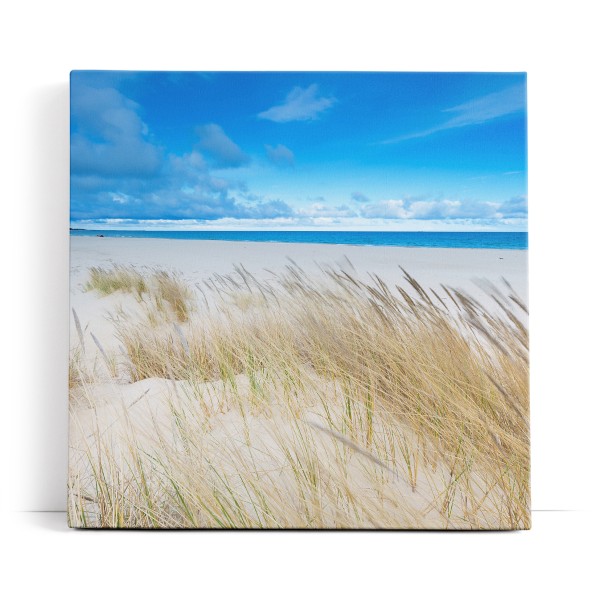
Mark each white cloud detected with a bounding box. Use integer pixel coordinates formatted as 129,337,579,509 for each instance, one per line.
382,83,526,143
360,198,503,220
498,195,528,218
110,193,130,204
351,192,371,203
170,151,206,172
196,124,250,168
258,84,336,123
298,203,358,219
443,84,525,127
361,199,410,219
265,144,295,166
76,216,527,232
70,84,162,177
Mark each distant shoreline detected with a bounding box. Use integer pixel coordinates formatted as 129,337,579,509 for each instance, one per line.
68,229,528,250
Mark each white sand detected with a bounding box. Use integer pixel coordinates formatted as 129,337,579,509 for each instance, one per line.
71,236,527,291
71,236,527,349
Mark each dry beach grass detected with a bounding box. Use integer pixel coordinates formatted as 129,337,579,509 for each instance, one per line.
68,262,529,529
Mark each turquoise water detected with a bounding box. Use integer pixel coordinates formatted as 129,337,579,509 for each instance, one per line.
70,230,527,250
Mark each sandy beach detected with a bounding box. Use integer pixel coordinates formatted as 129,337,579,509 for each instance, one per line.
71,236,527,290
71,236,527,341
69,237,529,529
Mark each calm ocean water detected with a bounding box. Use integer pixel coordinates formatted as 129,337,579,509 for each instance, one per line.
70,230,527,250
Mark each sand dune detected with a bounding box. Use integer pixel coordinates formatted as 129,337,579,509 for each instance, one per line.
69,238,529,529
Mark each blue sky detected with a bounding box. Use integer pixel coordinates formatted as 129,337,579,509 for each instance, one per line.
70,71,527,231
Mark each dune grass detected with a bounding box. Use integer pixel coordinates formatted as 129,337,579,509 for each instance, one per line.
69,263,529,529
85,265,148,299
85,265,194,322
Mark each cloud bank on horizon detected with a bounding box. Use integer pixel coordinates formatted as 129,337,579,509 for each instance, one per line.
70,71,527,231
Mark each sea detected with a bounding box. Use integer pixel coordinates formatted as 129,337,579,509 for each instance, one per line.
69,230,527,250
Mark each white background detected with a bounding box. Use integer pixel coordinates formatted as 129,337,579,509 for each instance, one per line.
1,1,598,598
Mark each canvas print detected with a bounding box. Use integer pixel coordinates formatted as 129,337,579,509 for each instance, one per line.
69,71,529,529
